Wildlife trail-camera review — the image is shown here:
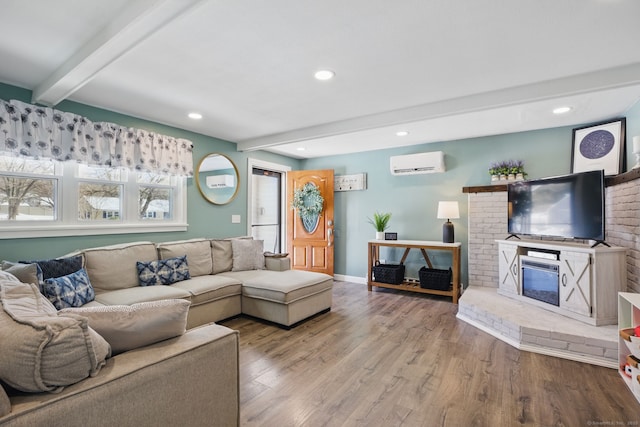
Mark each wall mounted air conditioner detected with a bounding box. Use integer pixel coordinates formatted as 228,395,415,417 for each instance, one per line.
206,174,235,188
390,151,445,175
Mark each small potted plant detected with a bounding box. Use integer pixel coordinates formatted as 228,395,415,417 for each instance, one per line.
368,212,392,240
498,161,509,181
507,160,518,180
488,163,500,182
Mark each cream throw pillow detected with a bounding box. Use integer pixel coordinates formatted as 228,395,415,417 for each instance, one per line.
231,239,265,271
59,299,190,355
0,280,110,393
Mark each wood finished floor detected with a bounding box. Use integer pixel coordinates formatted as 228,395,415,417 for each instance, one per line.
220,281,640,427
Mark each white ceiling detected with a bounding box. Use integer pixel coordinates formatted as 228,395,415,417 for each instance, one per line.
2,0,640,159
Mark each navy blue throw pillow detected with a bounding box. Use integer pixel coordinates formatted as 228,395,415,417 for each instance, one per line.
20,255,83,280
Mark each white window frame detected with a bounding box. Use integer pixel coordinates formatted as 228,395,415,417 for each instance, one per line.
0,160,187,239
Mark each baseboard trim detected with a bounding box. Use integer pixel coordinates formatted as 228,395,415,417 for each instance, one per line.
334,274,366,284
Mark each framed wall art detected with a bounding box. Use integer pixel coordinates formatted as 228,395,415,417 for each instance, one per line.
571,118,625,176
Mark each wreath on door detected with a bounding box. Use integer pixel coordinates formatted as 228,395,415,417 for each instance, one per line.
291,182,324,233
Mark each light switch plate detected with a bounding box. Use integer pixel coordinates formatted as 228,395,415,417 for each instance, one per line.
231,214,241,223
335,173,367,192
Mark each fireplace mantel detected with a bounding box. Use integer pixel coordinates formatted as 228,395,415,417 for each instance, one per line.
462,167,640,194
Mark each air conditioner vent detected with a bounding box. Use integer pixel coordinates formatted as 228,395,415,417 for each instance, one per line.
390,151,445,175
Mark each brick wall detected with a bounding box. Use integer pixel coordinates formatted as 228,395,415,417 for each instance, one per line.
467,191,507,288
605,179,640,293
467,178,640,293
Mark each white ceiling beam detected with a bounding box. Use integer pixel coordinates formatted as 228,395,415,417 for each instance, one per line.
236,62,640,152
32,0,207,106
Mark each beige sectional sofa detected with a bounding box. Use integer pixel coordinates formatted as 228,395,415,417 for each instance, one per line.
1,323,240,427
81,237,334,328
0,237,333,426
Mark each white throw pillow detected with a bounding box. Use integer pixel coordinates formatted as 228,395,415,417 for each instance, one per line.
59,299,190,355
231,239,265,271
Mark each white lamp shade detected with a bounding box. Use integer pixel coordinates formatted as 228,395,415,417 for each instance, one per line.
437,201,460,219
633,136,640,154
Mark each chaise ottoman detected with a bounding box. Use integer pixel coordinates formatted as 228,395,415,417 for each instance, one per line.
219,269,333,327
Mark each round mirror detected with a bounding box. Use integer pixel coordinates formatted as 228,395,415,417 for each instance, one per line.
195,153,240,205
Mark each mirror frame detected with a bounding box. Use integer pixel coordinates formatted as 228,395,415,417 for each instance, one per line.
195,153,240,205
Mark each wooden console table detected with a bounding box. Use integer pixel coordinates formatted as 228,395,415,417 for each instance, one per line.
367,239,461,303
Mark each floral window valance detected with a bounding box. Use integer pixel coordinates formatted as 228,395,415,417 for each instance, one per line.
0,98,193,176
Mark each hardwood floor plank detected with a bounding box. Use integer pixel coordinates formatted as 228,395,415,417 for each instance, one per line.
221,281,640,427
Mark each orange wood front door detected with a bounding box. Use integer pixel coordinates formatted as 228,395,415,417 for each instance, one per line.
286,169,334,275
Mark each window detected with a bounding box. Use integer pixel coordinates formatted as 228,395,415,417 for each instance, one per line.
0,156,58,221
0,155,187,238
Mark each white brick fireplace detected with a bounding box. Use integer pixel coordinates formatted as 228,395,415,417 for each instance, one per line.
458,171,640,367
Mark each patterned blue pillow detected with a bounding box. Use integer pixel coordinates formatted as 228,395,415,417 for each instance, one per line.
136,255,190,287
20,255,83,280
42,268,95,310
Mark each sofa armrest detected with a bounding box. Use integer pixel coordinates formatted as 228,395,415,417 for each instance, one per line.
266,256,290,271
2,324,239,427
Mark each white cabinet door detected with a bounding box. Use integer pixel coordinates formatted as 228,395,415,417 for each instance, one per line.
559,251,592,316
498,243,519,295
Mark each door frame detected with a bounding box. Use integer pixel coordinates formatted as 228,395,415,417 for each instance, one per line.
246,158,291,251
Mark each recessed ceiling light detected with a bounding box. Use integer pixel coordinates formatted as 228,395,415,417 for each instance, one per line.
396,131,409,137
296,147,306,151
552,106,572,115
188,112,202,120
314,70,335,81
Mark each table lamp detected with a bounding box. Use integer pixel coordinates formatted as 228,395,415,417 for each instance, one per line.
437,201,460,243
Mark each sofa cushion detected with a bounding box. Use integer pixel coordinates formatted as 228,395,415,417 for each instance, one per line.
171,275,242,306
94,285,191,306
42,268,95,310
0,280,110,393
157,239,213,277
224,270,333,303
211,236,253,274
83,242,158,292
19,255,83,281
231,239,265,271
59,299,190,355
1,261,42,286
136,255,190,286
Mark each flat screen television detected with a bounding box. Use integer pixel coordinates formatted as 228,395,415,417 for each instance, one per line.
507,170,605,241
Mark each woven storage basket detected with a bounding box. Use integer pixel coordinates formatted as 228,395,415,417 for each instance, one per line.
419,267,452,290
372,262,405,285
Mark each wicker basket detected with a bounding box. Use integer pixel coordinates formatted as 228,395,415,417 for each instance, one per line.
419,267,452,290
372,262,405,285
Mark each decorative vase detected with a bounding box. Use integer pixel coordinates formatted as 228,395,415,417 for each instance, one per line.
516,173,524,181
508,173,516,180
499,174,507,181
491,174,499,182
375,231,385,240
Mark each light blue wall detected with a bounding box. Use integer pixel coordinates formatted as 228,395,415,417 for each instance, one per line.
303,104,640,284
0,83,301,261
1,81,638,288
